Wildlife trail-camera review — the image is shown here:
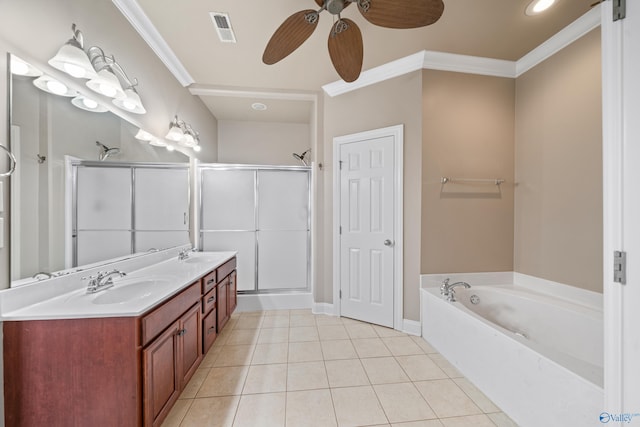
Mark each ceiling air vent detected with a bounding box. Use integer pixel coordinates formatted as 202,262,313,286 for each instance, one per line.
210,12,237,43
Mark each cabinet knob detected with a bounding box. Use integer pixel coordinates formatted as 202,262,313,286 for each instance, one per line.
177,328,187,337
207,296,215,303
207,326,216,335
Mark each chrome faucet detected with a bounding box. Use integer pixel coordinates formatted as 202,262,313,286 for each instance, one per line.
83,269,127,294
440,278,471,302
178,248,190,261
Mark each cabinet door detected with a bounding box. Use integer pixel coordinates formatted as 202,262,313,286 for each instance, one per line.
217,279,229,331
135,168,189,231
179,304,202,389
143,321,180,427
203,308,218,353
229,271,237,314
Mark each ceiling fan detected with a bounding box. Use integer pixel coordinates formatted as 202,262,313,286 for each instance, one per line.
262,0,445,83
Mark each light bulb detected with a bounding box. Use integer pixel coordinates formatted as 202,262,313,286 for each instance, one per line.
166,145,175,152
99,82,117,97
122,99,137,110
46,80,68,95
533,0,555,13
193,145,202,152
11,59,29,75
64,63,86,78
82,97,98,109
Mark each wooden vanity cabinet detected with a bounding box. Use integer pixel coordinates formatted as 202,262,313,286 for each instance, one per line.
3,255,237,427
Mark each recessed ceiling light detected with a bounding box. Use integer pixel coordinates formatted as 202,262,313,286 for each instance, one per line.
251,102,267,111
525,0,557,16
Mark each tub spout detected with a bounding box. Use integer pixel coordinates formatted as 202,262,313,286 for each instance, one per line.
442,281,471,302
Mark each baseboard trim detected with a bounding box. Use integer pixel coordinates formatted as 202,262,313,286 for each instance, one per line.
236,293,313,312
402,319,422,336
312,302,337,316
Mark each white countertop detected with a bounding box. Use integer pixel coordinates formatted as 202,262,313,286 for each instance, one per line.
0,250,236,321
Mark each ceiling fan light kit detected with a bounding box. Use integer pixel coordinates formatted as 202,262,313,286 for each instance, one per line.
263,0,444,82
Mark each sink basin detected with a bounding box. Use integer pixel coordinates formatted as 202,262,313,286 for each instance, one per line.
91,277,176,305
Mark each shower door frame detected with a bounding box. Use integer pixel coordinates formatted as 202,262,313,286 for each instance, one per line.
198,163,312,295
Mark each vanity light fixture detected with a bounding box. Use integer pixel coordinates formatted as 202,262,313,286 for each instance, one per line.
525,0,557,15
10,56,42,77
166,145,176,152
193,145,202,153
33,75,78,97
166,116,185,141
71,95,108,112
134,128,154,142
50,24,147,114
49,24,98,80
86,47,125,99
165,116,201,150
149,138,168,147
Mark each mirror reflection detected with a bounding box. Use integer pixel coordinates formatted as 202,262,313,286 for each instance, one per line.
9,55,189,285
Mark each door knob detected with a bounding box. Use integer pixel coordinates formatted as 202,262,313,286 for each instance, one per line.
384,239,394,247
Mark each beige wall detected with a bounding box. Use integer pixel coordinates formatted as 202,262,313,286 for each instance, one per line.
323,71,423,321
217,120,310,166
514,28,602,292
421,71,516,274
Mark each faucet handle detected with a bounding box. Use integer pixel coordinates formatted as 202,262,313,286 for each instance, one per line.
440,278,450,294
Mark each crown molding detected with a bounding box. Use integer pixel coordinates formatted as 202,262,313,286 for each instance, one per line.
189,85,318,102
516,6,601,77
323,6,602,97
322,50,516,97
322,51,425,97
111,0,194,87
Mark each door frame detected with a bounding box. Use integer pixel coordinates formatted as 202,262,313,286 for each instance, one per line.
333,124,404,330
602,0,640,416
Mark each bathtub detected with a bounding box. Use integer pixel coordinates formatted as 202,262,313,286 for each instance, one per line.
420,272,604,427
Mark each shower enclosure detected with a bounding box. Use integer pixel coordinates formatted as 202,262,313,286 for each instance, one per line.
199,164,311,294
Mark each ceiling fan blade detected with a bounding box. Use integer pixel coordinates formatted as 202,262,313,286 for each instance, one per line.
328,18,363,83
262,10,319,65
357,0,444,29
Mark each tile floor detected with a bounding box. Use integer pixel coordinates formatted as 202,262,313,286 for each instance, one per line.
162,310,519,427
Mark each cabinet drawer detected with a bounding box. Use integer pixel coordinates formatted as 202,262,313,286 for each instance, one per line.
217,257,237,281
202,271,217,294
142,282,201,347
202,288,216,314
203,309,217,353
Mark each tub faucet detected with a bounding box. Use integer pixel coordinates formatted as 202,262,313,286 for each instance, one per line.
83,269,127,294
441,280,471,302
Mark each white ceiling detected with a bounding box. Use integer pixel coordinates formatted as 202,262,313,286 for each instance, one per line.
129,0,596,123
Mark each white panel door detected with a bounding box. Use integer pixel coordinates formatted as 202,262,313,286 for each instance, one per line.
339,136,395,327
135,168,189,230
201,169,255,230
76,167,131,230
258,170,309,231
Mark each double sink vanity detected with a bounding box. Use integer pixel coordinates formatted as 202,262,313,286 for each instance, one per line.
0,247,237,427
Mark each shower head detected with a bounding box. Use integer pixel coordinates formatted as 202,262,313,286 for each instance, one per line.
292,149,311,166
96,141,121,161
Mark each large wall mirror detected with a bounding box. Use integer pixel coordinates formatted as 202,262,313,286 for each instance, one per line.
9,54,190,286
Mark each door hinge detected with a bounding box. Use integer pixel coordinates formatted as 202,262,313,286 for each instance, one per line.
339,225,342,235
339,289,342,299
614,0,626,21
339,160,343,170
614,250,627,285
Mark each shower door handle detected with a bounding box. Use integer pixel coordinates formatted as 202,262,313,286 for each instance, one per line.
384,239,394,247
